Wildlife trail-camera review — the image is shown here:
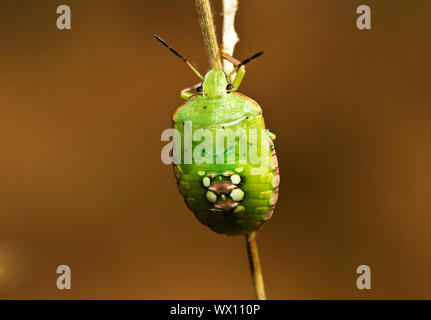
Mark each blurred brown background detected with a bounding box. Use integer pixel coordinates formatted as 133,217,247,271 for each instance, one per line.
0,0,430,299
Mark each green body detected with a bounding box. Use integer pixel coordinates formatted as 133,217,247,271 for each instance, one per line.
172,70,279,235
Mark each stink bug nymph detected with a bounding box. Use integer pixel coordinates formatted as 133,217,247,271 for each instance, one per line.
156,35,279,236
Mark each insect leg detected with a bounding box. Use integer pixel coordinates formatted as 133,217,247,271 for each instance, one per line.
180,83,201,100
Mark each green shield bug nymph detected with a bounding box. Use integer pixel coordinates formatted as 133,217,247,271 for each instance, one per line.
156,35,279,236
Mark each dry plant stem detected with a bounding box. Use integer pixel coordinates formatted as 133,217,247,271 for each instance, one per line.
246,232,267,300
195,0,223,70
222,0,239,74
221,0,267,300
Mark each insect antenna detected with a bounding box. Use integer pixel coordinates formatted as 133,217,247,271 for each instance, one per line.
227,51,264,79
240,51,264,66
154,34,203,80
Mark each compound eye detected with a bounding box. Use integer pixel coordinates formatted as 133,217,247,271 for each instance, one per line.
226,84,234,91
196,85,203,93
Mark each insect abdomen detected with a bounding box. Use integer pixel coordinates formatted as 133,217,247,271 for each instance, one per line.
173,133,279,235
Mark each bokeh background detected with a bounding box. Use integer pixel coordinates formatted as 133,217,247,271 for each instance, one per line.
0,0,430,299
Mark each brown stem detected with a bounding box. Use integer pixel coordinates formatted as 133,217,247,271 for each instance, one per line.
245,232,267,300
195,0,223,70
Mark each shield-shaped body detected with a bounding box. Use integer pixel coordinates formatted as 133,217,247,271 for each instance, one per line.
172,90,279,235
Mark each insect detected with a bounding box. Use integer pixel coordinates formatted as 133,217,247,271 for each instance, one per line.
156,35,279,236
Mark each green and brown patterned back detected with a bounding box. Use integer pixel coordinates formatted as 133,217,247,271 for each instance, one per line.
172,92,279,235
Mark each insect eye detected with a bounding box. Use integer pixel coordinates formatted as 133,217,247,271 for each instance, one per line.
196,86,203,93
226,84,234,91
